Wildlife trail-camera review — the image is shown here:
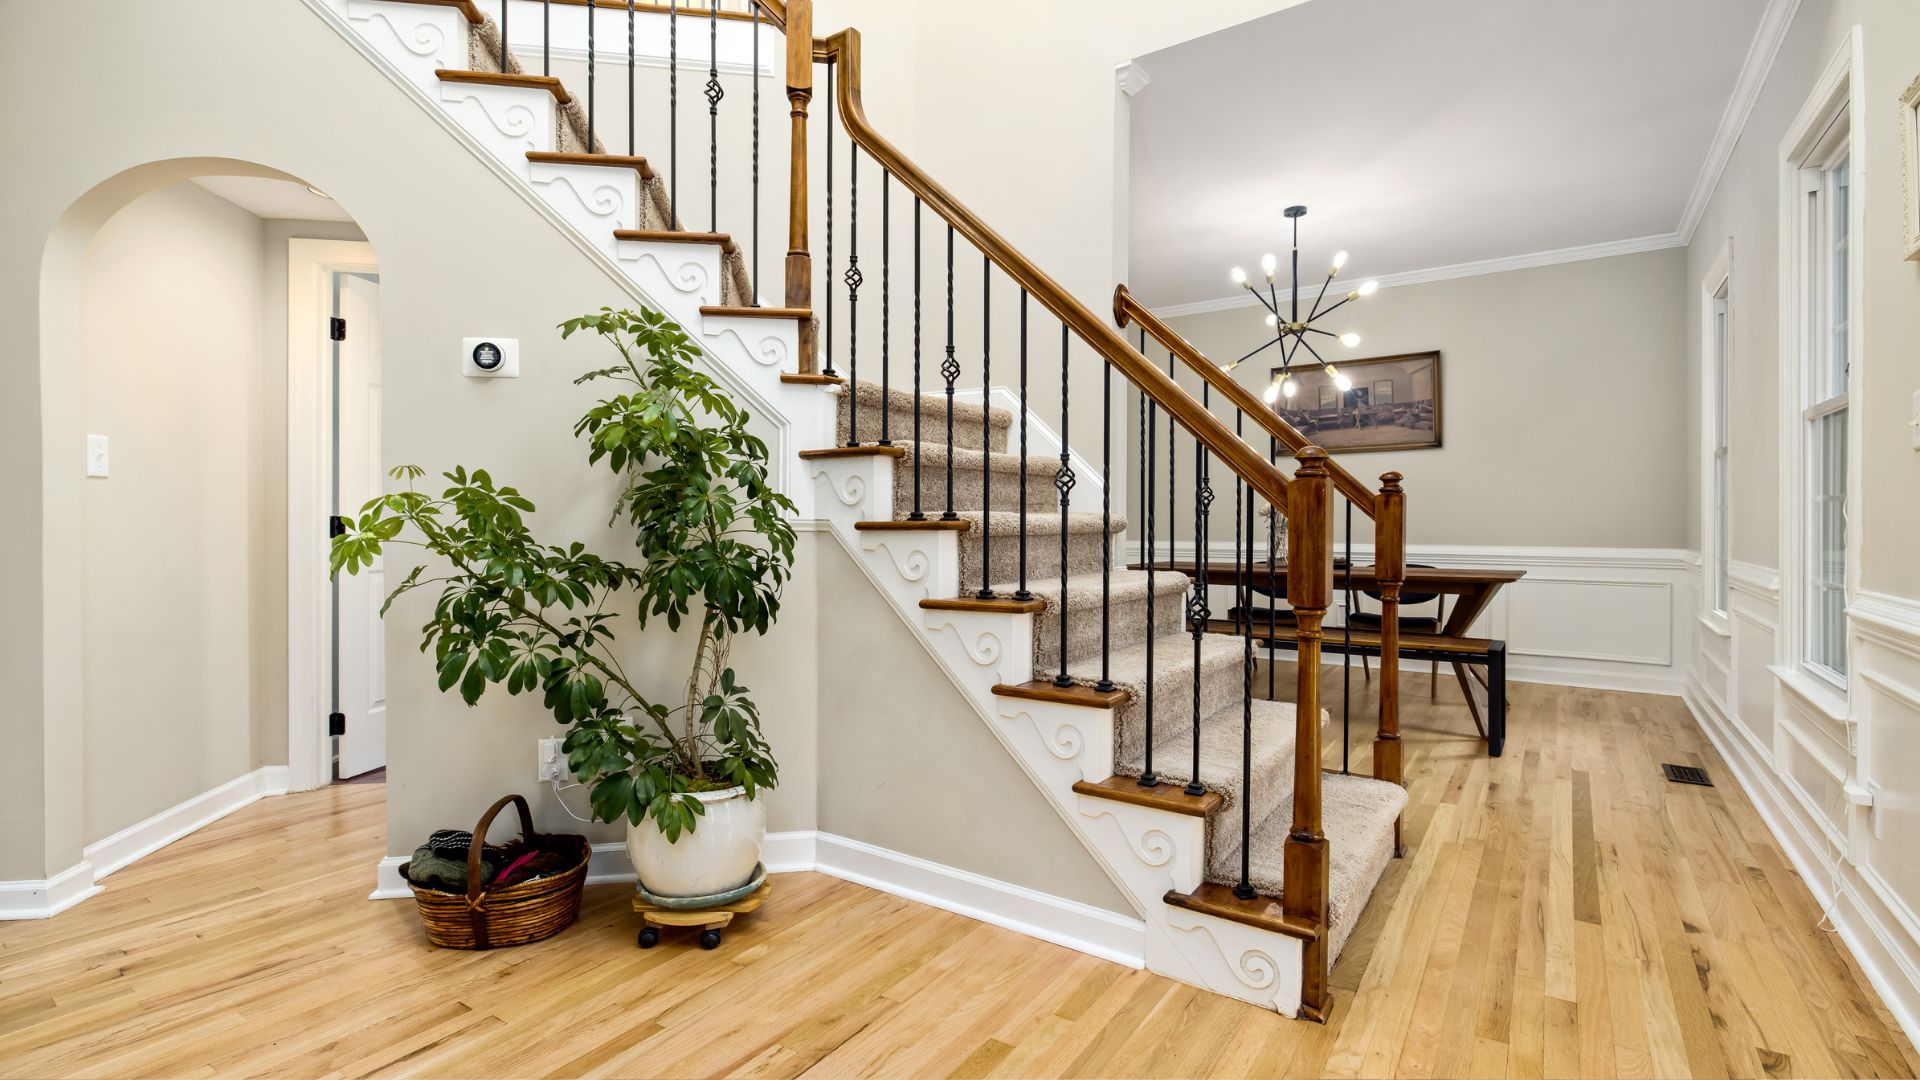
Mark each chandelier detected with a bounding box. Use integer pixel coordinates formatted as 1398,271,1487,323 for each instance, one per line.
1223,205,1378,404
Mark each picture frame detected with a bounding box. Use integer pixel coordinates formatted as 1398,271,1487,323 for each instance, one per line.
1903,73,1920,261
1271,350,1441,453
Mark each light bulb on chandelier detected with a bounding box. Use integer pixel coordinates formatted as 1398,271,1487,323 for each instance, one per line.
1340,332,1362,348
1327,365,1352,392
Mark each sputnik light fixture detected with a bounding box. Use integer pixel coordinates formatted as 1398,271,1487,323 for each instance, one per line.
1223,205,1379,405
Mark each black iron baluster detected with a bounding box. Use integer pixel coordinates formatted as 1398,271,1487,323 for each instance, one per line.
976,257,994,599
1187,382,1211,798
707,3,721,232
1237,408,1255,900
1343,497,1354,775
843,143,862,445
823,59,834,374
1138,330,1147,569
543,0,551,74
586,0,596,151
1142,361,1158,788
669,1,678,227
1052,324,1074,688
499,0,508,71
908,196,924,521
751,1,759,301
1014,290,1031,602
940,225,958,522
1099,354,1114,694
879,171,891,445
627,0,636,155
1268,434,1279,702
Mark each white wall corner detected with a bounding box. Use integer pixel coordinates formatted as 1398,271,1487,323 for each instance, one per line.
1116,61,1151,98
0,861,103,921
1676,0,1805,242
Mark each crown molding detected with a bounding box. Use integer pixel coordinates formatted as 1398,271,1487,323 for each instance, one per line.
1676,0,1803,243
1116,60,1151,98
1149,231,1684,318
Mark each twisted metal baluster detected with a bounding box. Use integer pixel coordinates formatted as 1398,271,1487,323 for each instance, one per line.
1142,330,1158,788
1014,290,1030,602
908,196,924,521
1236,407,1256,900
1052,324,1074,688
707,3,721,232
669,1,678,226
586,1,596,149
822,59,834,374
940,225,958,521
844,143,862,445
1099,354,1114,694
1187,381,1212,798
975,256,994,599
879,171,891,445
627,0,636,155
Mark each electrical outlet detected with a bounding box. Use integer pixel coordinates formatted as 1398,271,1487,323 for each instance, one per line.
536,737,566,783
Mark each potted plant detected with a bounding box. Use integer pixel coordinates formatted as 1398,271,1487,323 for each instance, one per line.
331,307,796,898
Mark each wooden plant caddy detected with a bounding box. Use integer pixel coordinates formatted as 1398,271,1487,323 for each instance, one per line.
633,879,770,950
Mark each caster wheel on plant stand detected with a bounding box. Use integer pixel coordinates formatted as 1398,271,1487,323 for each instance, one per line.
699,929,722,950
638,926,660,948
632,878,771,950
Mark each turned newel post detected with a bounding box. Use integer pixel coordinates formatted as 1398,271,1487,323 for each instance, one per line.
784,0,815,368
1286,446,1333,1021
1375,472,1405,855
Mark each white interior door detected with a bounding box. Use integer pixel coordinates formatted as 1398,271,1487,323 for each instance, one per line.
335,273,387,779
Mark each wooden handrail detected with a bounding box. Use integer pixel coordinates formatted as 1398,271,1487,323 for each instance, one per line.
1115,284,1378,515
811,29,1290,508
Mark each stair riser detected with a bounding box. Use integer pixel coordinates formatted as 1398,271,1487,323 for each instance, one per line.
1034,588,1187,671
839,399,1008,452
960,529,1113,597
1112,643,1249,764
892,460,1055,517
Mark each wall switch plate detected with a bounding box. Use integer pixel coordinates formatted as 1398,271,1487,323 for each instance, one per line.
1911,391,1920,449
536,737,565,783
85,434,109,478
463,337,519,378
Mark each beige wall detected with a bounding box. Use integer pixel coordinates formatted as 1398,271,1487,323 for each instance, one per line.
1154,248,1690,549
79,182,269,844
813,536,1129,915
1682,0,1920,600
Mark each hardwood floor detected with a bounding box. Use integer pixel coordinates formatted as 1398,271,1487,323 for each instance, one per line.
2,671,1915,1078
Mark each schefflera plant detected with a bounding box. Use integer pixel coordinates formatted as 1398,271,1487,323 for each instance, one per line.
330,307,796,840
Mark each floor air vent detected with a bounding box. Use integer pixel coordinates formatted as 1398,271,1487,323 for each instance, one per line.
1663,763,1713,787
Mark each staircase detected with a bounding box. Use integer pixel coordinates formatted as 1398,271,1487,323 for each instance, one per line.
319,0,1412,1020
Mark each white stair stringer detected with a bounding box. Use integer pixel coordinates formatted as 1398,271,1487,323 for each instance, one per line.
806,455,1315,1015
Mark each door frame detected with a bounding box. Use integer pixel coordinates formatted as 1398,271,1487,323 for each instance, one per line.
287,238,380,792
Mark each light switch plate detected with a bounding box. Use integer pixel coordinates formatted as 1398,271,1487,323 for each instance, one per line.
86,434,108,478
463,337,519,378
1911,390,1920,449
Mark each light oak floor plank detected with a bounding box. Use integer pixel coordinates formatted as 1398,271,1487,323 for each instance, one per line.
2,671,1916,1079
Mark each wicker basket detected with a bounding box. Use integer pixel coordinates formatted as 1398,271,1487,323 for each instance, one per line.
400,793,589,949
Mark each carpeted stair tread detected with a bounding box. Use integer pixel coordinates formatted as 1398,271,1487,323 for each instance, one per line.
1113,698,1308,869
1041,630,1252,765
1010,571,1192,669
1211,771,1409,965
952,510,1127,588
882,440,1059,515
840,382,1013,452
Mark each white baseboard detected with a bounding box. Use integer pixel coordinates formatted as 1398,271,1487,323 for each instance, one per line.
86,765,289,880
0,860,103,921
369,828,1145,967
0,765,288,920
1684,686,1920,1045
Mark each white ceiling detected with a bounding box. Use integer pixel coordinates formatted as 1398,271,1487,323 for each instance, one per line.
191,176,356,223
1127,0,1768,308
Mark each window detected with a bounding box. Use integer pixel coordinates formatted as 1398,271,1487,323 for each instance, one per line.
1796,109,1851,683
1373,379,1395,404
1709,280,1730,616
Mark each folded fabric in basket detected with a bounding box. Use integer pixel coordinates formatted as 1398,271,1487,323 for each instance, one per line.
424,828,507,863
408,845,498,893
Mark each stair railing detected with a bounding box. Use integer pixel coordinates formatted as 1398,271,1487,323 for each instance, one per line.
807,21,1340,1016
1116,288,1405,842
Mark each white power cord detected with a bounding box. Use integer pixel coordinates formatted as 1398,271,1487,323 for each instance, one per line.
546,774,599,825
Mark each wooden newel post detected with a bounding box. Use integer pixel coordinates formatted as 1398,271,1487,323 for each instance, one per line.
1286,446,1333,1022
783,0,815,370
1375,472,1405,855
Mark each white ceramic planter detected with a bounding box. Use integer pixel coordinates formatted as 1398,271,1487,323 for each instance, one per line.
626,785,766,897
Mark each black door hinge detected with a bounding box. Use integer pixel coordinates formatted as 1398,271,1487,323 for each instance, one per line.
328,712,347,737
329,515,348,538
329,317,347,342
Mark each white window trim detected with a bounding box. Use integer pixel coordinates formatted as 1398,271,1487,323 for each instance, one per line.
1776,27,1865,712
1699,239,1733,636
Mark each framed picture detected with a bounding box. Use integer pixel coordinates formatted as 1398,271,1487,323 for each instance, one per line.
1903,73,1920,261
1271,350,1441,453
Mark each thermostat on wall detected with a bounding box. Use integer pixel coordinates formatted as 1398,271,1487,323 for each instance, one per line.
462,337,519,378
